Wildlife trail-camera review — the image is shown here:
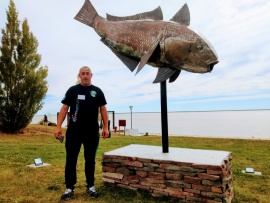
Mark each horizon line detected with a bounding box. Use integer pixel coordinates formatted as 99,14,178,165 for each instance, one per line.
35,109,270,116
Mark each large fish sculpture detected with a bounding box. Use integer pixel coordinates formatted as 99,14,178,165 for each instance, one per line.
75,0,219,83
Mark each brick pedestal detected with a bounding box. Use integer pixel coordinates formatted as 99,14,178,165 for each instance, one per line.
102,144,233,203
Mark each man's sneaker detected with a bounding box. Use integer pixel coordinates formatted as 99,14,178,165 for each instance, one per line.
60,188,74,201
86,186,98,198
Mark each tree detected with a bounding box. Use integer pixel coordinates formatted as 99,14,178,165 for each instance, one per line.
0,0,48,133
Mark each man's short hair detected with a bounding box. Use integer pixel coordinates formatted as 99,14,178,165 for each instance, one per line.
79,66,91,73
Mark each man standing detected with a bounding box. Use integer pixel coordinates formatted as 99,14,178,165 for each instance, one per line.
43,114,48,126
54,66,109,201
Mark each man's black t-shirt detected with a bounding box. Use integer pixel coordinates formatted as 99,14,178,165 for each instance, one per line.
62,84,107,127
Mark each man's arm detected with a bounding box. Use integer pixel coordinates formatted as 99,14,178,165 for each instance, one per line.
100,105,109,139
54,104,69,139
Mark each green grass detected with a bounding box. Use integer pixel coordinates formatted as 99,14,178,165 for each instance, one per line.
0,125,269,202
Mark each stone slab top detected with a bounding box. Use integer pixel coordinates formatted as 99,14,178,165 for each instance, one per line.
104,144,231,166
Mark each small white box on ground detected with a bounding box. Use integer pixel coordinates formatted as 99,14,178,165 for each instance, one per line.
245,167,254,173
125,129,140,136
27,163,51,168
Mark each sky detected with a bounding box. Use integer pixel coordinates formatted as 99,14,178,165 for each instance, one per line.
0,0,270,115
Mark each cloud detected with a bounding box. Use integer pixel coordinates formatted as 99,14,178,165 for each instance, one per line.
0,0,269,115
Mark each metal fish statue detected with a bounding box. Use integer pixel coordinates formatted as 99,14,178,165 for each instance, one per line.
75,0,219,83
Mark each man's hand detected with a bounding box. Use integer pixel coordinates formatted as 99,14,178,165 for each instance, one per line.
54,128,62,139
101,128,110,139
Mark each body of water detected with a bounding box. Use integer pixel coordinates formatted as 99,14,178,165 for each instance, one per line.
31,110,270,139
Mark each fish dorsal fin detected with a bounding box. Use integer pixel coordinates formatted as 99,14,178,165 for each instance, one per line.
153,68,181,83
101,39,139,72
107,6,163,21
170,3,190,26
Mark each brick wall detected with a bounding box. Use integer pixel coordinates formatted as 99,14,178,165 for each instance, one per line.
102,145,233,203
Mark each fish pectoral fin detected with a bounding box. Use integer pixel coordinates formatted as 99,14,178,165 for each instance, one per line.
153,68,180,83
101,39,139,72
136,41,160,75
169,69,181,83
170,3,190,26
107,6,163,21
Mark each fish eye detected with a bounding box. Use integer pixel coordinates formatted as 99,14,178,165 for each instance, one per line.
197,45,203,51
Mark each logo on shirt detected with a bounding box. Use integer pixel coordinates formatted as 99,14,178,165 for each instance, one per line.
90,91,97,97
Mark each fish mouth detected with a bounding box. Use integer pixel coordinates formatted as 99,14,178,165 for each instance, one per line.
209,61,219,72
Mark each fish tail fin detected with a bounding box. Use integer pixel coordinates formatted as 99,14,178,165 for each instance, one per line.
74,0,98,27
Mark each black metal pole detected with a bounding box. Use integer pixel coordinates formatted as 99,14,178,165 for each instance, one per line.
160,80,169,153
